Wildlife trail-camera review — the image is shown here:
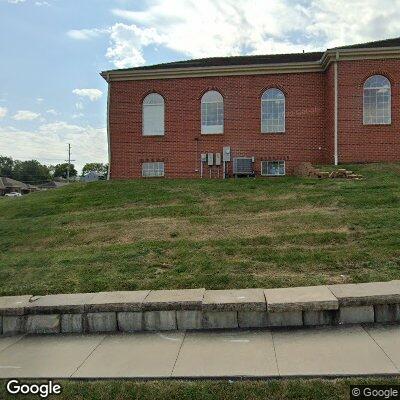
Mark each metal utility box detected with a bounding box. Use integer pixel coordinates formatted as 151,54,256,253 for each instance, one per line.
201,153,207,162
215,153,221,166
223,146,231,162
207,153,214,166
233,157,254,175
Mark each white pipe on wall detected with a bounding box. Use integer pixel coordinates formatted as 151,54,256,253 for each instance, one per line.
106,80,111,180
334,51,339,166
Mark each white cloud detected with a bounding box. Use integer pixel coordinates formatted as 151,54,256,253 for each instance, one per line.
304,0,400,48
35,1,50,6
46,109,58,115
0,107,8,119
101,0,400,68
75,102,84,110
67,28,106,40
0,122,107,172
72,113,84,119
7,0,26,3
36,97,44,103
72,88,103,101
12,110,40,121
106,23,163,68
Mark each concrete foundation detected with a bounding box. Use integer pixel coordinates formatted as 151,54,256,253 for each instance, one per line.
144,311,176,331
87,312,117,333
374,304,400,323
26,314,60,334
202,311,238,329
339,305,374,324
117,312,143,332
303,310,337,326
267,311,303,327
176,311,203,330
2,316,26,336
61,314,84,333
238,311,269,328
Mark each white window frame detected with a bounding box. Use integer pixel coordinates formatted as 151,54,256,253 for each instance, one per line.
201,90,224,134
142,93,165,136
261,160,286,176
261,88,285,133
141,162,165,177
363,75,391,125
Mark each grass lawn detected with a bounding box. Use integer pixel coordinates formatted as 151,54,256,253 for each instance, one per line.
0,163,399,296
1,378,400,400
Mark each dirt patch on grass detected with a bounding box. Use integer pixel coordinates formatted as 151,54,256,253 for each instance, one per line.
49,206,347,248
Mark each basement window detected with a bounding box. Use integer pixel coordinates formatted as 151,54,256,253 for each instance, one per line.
261,160,285,176
142,162,165,177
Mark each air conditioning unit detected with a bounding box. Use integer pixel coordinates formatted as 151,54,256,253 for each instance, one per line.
233,157,254,175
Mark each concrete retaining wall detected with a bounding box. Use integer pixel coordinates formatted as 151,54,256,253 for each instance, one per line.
1,281,400,336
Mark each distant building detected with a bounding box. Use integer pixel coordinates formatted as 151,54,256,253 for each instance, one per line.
101,37,400,179
38,181,68,190
81,171,102,182
0,177,38,196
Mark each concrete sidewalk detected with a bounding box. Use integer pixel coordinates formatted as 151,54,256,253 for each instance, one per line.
0,325,399,378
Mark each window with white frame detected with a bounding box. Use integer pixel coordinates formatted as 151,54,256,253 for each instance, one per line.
363,75,391,125
201,90,223,134
261,160,285,176
141,162,165,177
142,93,165,135
261,88,285,133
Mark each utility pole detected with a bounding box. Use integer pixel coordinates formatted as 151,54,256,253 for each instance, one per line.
65,143,76,182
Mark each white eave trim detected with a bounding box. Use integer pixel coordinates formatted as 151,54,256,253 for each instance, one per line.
321,46,400,69
101,46,400,82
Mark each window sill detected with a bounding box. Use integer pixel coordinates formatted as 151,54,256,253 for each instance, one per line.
362,123,391,126
142,134,165,137
261,174,286,177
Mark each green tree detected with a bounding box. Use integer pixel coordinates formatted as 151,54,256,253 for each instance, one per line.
47,164,56,177
12,160,51,184
82,163,108,178
0,156,14,178
53,163,77,179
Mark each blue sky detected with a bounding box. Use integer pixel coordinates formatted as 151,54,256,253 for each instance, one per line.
1,0,399,172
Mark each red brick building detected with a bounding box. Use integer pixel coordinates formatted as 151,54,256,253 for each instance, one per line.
101,38,400,179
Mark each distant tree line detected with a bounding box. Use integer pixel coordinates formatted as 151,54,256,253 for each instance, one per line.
0,156,108,184
81,163,108,177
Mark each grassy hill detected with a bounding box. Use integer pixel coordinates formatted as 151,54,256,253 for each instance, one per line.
0,163,399,296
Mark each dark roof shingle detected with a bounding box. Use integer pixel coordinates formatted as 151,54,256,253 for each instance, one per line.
102,37,400,74
115,51,324,72
331,37,400,50
0,177,29,190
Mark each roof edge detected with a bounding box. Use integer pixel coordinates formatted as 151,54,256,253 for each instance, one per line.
101,45,400,82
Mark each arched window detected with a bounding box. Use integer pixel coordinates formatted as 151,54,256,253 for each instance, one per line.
142,93,165,135
261,88,285,133
363,75,391,125
201,90,223,134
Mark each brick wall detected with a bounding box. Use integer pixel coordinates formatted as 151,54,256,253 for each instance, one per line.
108,58,400,179
338,59,400,163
